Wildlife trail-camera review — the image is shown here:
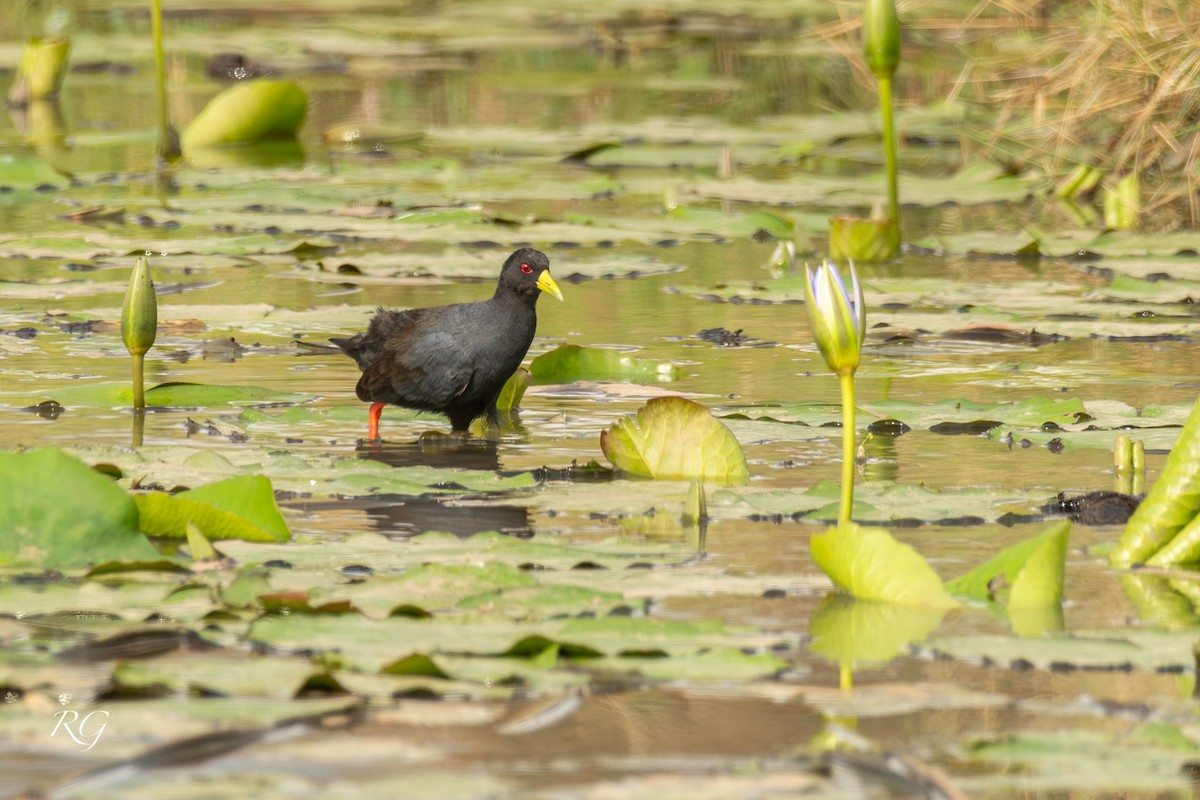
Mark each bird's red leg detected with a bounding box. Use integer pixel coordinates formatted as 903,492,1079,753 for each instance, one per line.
367,402,385,441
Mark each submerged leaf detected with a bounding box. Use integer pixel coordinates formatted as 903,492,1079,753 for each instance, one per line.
809,522,959,608
600,397,749,485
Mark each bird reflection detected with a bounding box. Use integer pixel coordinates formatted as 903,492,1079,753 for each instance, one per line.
354,435,502,472
350,437,531,538
361,495,533,539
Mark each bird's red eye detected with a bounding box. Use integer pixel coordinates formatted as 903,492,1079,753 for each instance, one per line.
520,263,533,274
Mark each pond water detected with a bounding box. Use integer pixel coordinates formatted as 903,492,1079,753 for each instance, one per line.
4,1,1200,797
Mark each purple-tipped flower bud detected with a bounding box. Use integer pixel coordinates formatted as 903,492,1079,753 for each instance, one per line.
804,261,866,377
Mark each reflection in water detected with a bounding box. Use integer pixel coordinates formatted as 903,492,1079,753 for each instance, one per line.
365,494,531,539
286,493,533,539
809,593,950,669
1008,603,1064,637
860,431,899,483
8,99,68,164
356,436,502,472
350,438,530,537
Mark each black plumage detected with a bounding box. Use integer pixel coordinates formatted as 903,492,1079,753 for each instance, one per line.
331,248,562,437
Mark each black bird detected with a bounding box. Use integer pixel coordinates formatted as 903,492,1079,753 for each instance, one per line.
331,248,563,439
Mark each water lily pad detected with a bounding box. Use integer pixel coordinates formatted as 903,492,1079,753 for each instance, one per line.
600,397,749,485
962,728,1195,794
1112,395,1200,567
182,80,308,150
809,523,959,608
134,475,291,542
0,448,158,568
920,628,1198,672
945,521,1069,610
725,396,1087,431
530,344,679,383
39,381,313,409
688,163,1039,208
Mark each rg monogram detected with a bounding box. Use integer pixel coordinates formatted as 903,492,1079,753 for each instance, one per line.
50,709,110,751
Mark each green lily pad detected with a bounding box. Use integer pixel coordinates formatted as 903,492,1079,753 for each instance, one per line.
921,628,1199,672
1112,395,1200,567
0,152,66,190
0,448,158,568
530,344,679,383
809,522,959,608
688,163,1039,208
494,368,530,412
134,475,291,542
182,80,308,150
600,397,749,485
39,381,313,409
945,521,1069,610
962,728,1196,794
724,396,1086,431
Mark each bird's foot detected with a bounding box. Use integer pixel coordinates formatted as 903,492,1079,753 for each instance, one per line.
367,402,385,441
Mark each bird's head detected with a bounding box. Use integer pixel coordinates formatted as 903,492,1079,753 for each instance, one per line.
500,248,563,302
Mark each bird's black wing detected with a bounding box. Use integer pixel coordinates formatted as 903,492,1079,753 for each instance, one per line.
354,316,474,409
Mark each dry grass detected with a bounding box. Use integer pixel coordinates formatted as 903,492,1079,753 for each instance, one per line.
817,0,1200,212
975,0,1200,183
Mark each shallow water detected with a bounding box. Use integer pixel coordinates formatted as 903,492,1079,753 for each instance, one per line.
3,2,1200,797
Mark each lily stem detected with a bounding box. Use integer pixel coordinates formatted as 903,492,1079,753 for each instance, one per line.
878,74,898,225
838,371,856,526
151,0,173,164
132,352,145,410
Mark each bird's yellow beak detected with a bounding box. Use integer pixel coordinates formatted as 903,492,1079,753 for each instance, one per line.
537,270,564,301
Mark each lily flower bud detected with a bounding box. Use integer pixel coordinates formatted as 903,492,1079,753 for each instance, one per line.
804,261,866,377
121,256,158,357
863,0,901,79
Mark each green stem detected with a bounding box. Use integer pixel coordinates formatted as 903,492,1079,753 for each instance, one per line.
151,0,174,163
878,74,898,225
839,371,856,526
132,352,145,410
839,665,854,692
132,408,145,448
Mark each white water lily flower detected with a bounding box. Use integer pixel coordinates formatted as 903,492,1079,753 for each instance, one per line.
803,260,866,376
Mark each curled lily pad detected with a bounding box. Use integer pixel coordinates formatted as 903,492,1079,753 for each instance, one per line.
495,368,530,412
135,475,291,542
1112,396,1200,567
600,397,748,485
182,80,308,150
945,521,1070,610
809,522,959,608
